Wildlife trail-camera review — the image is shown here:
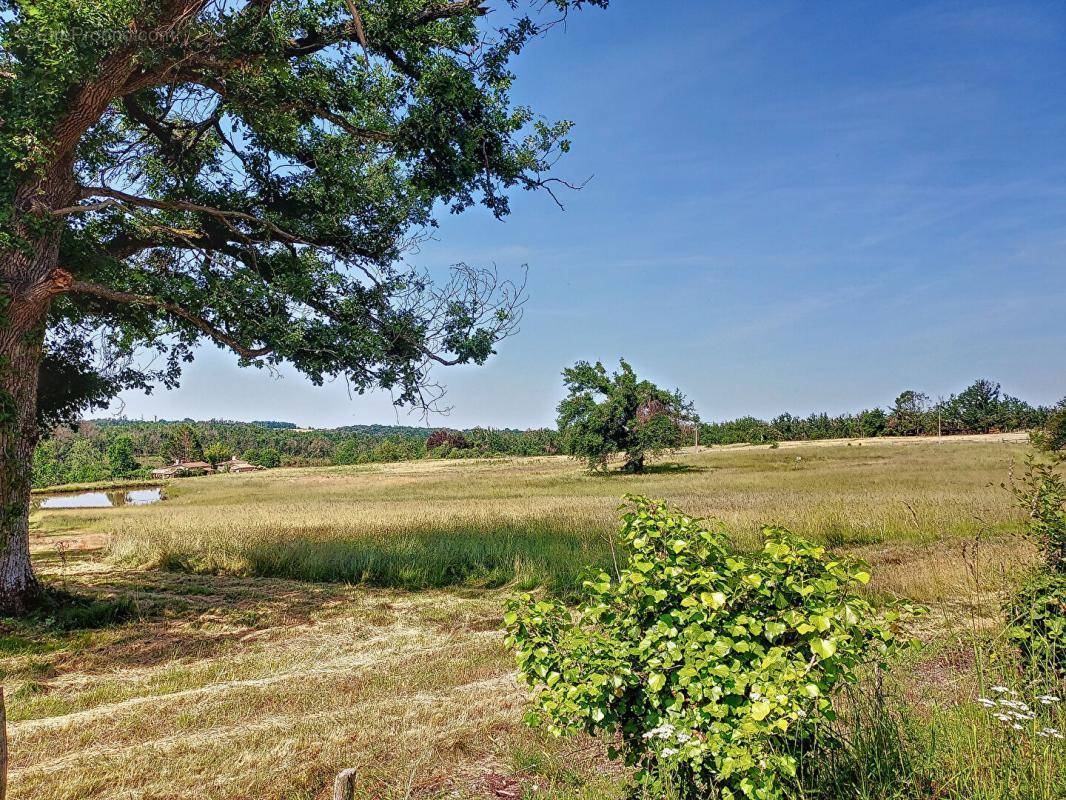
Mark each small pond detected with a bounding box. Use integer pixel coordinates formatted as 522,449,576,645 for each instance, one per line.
33,487,164,509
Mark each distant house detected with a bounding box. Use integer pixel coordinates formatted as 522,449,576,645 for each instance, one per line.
180,461,215,474
151,460,216,477
219,457,262,474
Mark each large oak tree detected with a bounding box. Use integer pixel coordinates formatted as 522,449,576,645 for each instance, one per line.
0,0,606,612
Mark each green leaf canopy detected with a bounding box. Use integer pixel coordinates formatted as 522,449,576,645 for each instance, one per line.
1,0,607,422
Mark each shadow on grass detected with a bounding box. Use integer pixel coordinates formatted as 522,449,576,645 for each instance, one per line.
144,520,616,599
1,570,377,676
592,462,708,477
32,547,107,569
0,587,140,662
21,587,140,630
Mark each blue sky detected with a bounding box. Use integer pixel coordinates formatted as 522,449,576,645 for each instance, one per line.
110,1,1066,428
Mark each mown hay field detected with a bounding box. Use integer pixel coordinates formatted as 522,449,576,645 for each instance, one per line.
8,435,1063,800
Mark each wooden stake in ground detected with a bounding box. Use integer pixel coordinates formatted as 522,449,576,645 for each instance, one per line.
333,768,357,800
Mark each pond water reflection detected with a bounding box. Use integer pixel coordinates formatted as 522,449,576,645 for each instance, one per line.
33,487,163,509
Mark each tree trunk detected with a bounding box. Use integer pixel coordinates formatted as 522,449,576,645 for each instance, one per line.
0,258,50,614
0,162,81,615
622,455,645,474
0,685,7,800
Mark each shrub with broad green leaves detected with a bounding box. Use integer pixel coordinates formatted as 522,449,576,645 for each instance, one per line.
504,496,915,800
1007,455,1066,571
1005,455,1066,676
1006,570,1066,675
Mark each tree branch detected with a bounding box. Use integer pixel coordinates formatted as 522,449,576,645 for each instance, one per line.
61,274,272,359
47,0,210,167
70,186,306,244
285,1,489,58
415,1,490,25
310,107,393,142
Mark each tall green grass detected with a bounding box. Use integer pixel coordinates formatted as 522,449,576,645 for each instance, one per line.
786,674,1065,800
112,517,614,597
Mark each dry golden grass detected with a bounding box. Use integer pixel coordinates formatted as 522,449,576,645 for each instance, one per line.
6,567,604,800
105,436,1035,601
9,435,1053,800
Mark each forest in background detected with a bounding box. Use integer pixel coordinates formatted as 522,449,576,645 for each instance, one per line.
699,379,1052,445
31,378,1058,489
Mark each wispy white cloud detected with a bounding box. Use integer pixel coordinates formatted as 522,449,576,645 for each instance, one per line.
894,2,1061,42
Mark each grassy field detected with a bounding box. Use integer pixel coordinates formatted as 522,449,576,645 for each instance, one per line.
7,436,1064,799
108,435,1036,602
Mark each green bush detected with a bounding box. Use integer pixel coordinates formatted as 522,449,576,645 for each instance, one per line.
1006,571,1066,676
1032,398,1066,453
1007,456,1066,570
505,497,914,800
1004,455,1066,678
255,448,282,468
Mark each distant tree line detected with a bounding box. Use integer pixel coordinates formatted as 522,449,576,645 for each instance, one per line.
30,379,1061,489
31,419,562,489
699,379,1053,446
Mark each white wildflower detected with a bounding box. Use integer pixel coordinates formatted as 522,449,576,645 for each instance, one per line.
998,699,1029,712
643,723,676,741
991,686,1010,693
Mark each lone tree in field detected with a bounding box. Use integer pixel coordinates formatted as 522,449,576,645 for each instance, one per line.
0,0,607,613
556,359,694,473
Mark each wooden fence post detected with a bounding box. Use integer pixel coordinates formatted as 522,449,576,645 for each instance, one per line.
333,768,357,800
